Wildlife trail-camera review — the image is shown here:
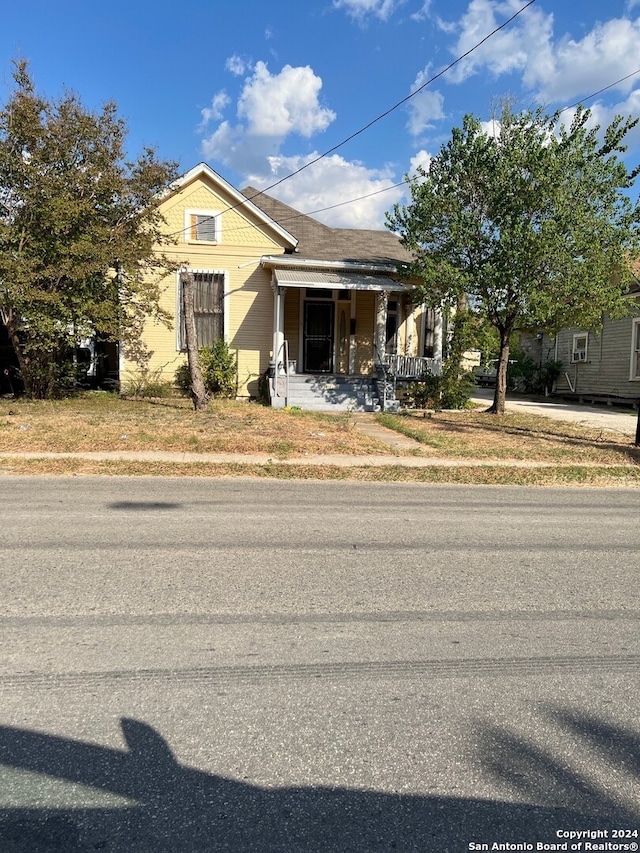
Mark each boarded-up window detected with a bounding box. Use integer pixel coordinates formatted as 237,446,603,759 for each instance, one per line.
180,272,224,349
188,213,219,242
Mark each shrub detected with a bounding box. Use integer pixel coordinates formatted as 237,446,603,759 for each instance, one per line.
175,341,237,398
405,369,473,411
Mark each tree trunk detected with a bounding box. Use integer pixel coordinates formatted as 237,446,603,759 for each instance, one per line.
180,271,208,411
487,331,510,415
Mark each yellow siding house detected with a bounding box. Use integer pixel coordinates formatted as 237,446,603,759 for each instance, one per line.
121,164,444,410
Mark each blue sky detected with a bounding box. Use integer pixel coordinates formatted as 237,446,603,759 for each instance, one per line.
2,0,640,228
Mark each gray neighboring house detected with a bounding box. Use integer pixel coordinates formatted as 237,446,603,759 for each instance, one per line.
529,283,640,404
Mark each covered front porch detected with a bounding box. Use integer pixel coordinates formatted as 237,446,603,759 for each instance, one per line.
264,263,442,410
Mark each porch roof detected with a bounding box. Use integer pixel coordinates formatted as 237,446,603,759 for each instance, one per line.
272,268,411,292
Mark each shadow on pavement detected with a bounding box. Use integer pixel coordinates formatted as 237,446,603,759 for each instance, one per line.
0,713,637,852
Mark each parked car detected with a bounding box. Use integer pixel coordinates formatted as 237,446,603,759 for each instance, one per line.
472,363,497,387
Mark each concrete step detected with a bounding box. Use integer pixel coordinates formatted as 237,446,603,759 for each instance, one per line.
277,374,381,412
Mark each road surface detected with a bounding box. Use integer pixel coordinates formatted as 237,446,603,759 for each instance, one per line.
1,477,639,851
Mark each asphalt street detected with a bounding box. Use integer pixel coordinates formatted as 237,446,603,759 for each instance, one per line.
1,477,639,852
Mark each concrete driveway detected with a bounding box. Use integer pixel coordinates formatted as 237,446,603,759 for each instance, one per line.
471,388,639,436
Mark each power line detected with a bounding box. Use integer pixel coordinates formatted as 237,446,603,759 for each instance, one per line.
559,67,640,114
239,0,539,208
165,1,640,241
163,0,539,238
166,59,640,244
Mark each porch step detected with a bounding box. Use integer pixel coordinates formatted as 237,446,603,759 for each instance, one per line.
278,374,380,412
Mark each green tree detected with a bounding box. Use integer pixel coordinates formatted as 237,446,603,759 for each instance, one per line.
388,104,640,414
0,61,179,397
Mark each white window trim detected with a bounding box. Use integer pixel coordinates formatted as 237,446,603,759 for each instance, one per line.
183,208,222,244
629,317,640,380
176,269,229,351
571,332,588,364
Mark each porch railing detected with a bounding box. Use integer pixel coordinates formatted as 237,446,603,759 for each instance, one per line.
383,354,441,379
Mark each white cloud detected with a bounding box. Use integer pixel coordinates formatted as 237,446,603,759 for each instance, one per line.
441,1,640,112
407,69,445,136
237,62,336,138
201,62,336,181
333,0,403,22
199,59,404,229
409,150,432,176
246,153,405,229
225,54,249,76
199,91,231,128
479,118,502,138
411,1,432,22
201,121,282,176
444,0,551,85
527,17,640,105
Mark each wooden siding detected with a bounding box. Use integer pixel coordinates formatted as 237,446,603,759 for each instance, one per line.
121,173,289,397
554,309,640,400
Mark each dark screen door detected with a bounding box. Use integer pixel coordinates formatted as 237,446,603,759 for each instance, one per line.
304,301,334,372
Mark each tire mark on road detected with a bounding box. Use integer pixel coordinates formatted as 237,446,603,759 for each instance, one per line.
2,654,639,689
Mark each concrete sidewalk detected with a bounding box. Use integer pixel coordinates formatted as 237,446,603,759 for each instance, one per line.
0,449,543,468
0,448,634,469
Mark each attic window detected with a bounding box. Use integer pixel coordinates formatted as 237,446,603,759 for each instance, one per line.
185,209,221,243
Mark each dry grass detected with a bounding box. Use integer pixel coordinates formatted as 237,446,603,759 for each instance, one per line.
0,456,638,487
0,393,388,458
377,410,640,467
1,393,639,485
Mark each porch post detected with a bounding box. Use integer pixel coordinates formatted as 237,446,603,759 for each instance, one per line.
375,291,388,365
271,280,286,369
270,278,288,405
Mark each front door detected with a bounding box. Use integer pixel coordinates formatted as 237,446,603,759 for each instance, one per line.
303,301,334,372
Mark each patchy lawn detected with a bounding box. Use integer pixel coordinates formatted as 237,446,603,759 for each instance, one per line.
0,393,388,458
1,393,639,485
376,410,640,467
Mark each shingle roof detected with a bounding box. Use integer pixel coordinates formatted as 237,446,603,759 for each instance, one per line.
241,187,414,267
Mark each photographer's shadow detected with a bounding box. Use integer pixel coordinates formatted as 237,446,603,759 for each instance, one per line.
0,716,635,852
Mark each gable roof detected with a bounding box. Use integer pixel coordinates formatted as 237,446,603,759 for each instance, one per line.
241,186,413,267
168,165,298,249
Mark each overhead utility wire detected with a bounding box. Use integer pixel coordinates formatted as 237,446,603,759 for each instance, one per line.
559,67,640,114
164,0,538,238
237,0,539,208
180,62,640,241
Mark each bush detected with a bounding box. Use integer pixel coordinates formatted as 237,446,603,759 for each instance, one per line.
175,341,237,398
405,369,473,411
507,351,562,395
